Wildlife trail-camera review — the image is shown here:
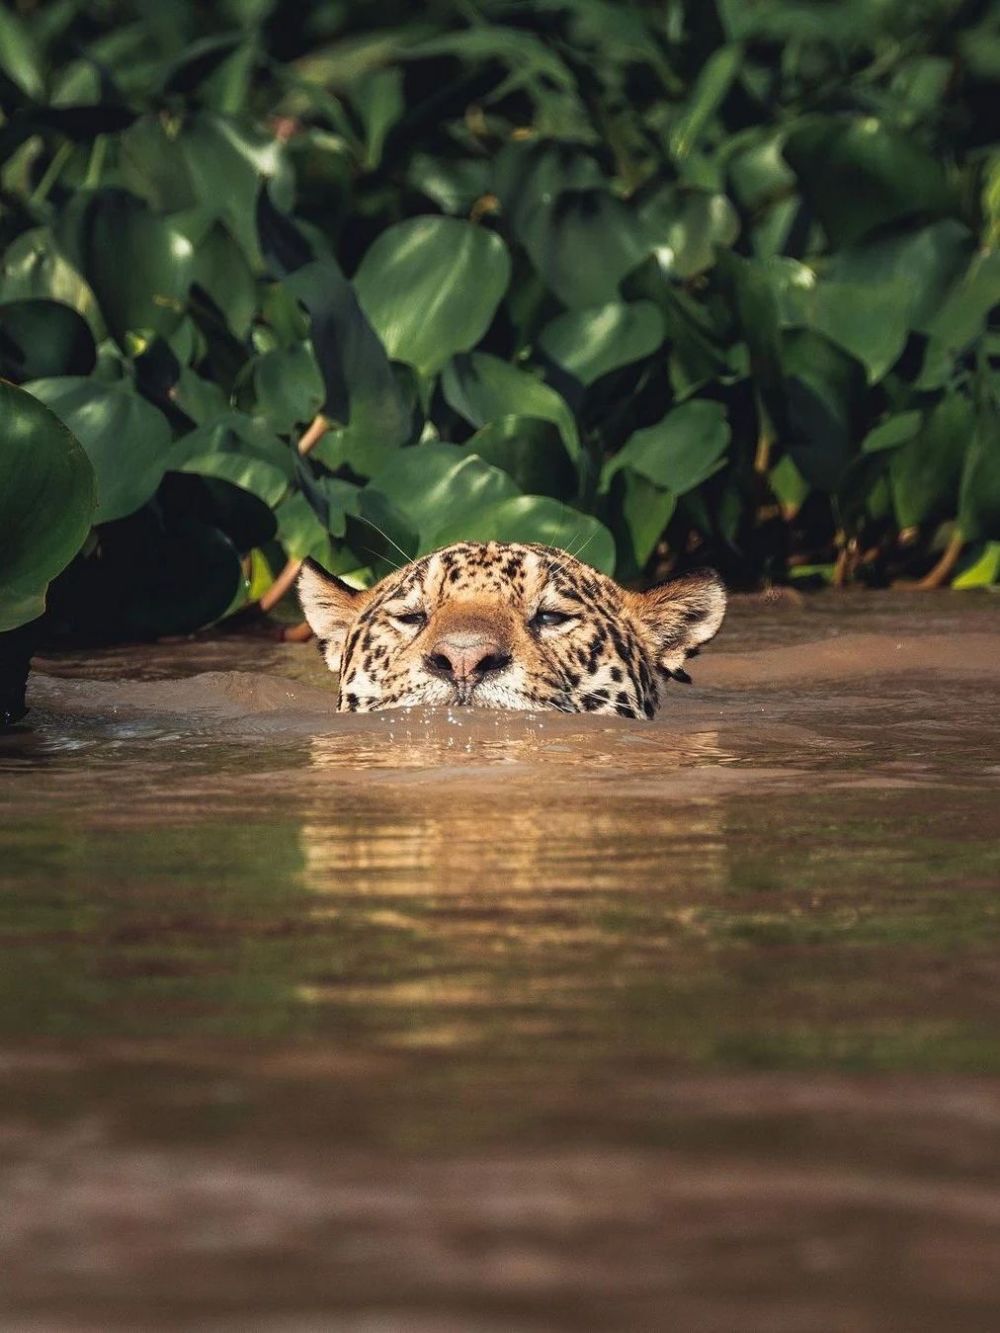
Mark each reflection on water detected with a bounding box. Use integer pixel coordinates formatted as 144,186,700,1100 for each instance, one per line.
3,594,1000,1328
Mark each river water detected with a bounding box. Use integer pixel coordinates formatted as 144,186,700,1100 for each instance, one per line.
3,591,1000,1330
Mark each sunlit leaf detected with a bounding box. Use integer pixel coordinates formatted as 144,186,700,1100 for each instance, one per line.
354,217,511,376
602,400,730,495
56,189,195,349
367,442,518,550
637,185,740,278
0,7,44,99
25,376,172,523
168,452,289,508
537,301,664,386
433,495,616,573
442,352,579,457
952,543,1000,589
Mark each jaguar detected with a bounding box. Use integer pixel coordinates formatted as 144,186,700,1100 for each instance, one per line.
297,541,726,719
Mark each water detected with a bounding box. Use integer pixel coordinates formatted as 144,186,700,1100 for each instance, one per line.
3,591,1000,1329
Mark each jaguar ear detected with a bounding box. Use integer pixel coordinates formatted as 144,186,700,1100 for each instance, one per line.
630,569,727,675
297,558,364,672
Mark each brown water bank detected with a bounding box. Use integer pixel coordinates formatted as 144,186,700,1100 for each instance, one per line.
3,591,1000,1329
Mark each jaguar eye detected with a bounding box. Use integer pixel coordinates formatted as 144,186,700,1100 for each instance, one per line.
530,609,574,630
393,611,427,628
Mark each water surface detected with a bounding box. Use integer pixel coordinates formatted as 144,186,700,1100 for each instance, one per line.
3,591,1000,1329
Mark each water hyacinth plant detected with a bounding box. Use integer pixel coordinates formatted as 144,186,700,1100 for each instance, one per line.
1,0,999,656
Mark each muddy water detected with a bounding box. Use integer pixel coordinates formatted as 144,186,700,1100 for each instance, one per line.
3,591,1000,1330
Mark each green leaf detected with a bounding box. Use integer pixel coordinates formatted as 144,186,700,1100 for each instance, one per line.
350,67,404,170
768,223,974,384
25,376,172,523
442,352,580,457
56,189,195,349
168,413,295,478
769,454,810,514
716,251,783,392
0,299,96,381
637,185,740,278
629,257,741,397
537,301,664,386
512,188,648,309
433,495,616,574
958,402,1000,544
0,8,44,99
608,470,677,573
919,251,1000,390
121,113,292,267
464,417,578,499
780,330,865,492
783,116,956,248
168,453,289,508
185,218,258,338
494,140,647,307
345,488,419,578
861,411,923,455
354,217,511,376
282,259,410,451
602,400,731,495
0,381,96,632
0,228,100,331
367,442,518,550
669,44,742,160
249,343,325,434
405,154,491,215
275,491,333,563
890,394,973,528
952,543,1000,589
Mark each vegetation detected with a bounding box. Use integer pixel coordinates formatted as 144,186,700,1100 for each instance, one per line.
2,0,999,663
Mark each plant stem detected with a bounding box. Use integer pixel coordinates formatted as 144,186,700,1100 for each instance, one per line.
29,141,72,206
298,413,329,456
259,558,303,612
916,530,964,589
83,134,107,189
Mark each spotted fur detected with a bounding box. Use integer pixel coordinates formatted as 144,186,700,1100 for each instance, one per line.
297,542,726,719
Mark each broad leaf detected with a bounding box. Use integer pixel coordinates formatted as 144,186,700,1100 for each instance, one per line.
0,381,96,632
442,352,579,457
602,400,731,495
890,394,972,528
433,495,616,574
56,189,196,349
25,376,172,523
783,116,956,247
367,442,518,549
537,301,665,386
464,417,578,499
354,217,511,376
0,299,96,381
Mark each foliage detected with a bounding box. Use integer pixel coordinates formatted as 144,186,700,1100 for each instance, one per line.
2,0,1000,643
0,380,95,631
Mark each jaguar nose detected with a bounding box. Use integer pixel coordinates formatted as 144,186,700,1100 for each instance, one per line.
425,636,512,683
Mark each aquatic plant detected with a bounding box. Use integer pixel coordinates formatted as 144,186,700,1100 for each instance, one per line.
1,0,999,650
